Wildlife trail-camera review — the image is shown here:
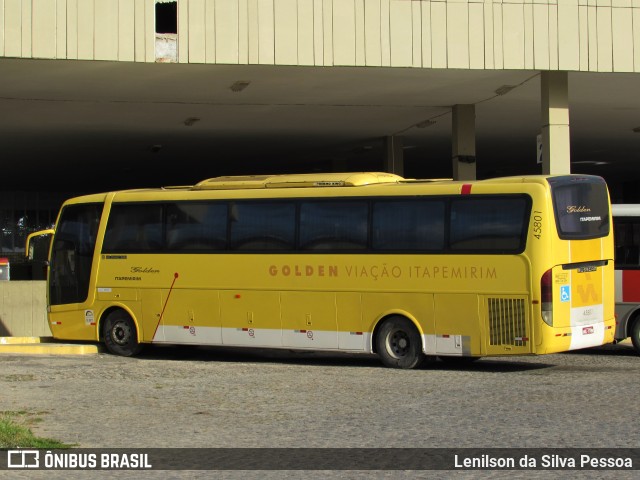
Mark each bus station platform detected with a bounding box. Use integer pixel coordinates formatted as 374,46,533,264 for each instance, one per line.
0,336,102,355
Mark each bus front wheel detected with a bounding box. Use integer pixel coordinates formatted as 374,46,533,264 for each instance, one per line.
376,317,424,369
630,318,640,355
103,310,143,357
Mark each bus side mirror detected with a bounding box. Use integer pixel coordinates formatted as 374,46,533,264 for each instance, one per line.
25,229,55,261
25,230,54,280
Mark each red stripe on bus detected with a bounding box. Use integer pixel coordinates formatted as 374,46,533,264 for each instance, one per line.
622,270,640,302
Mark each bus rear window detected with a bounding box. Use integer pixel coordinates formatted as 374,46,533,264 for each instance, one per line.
548,176,610,240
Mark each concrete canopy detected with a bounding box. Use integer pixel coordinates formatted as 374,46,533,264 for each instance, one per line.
1,57,639,198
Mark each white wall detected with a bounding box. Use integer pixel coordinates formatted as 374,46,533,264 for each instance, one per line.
0,281,50,337
1,0,639,72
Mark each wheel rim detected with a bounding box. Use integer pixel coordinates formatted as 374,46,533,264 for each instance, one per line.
111,321,132,346
386,328,410,358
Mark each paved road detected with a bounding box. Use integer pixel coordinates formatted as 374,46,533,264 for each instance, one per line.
0,343,638,478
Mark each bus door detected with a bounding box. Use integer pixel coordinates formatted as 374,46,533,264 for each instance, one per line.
48,204,102,340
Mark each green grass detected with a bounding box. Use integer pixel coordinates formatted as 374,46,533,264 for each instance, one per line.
0,411,73,448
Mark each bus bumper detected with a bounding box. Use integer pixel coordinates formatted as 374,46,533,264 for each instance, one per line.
538,318,616,354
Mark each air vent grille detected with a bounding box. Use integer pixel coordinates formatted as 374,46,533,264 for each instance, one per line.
488,298,527,346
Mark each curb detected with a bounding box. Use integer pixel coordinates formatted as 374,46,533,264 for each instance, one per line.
0,337,102,355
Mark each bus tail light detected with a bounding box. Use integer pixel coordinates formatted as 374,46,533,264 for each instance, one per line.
541,269,553,326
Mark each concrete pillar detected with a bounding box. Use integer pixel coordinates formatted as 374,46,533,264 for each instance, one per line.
452,104,476,180
384,135,404,176
541,71,571,174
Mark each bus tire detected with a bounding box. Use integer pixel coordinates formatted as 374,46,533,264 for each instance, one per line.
630,318,640,355
376,316,424,369
103,310,143,357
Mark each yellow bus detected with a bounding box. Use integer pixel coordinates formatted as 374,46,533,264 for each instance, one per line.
33,172,615,368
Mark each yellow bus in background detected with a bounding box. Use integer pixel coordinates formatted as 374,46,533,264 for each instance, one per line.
34,172,615,368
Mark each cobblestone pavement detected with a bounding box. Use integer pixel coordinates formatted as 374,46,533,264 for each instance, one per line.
0,343,638,479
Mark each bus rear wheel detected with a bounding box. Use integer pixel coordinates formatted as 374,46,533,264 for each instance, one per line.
103,310,143,357
630,318,640,355
376,316,424,369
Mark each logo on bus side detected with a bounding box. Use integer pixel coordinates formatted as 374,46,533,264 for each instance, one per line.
269,265,338,277
566,206,601,223
576,282,600,304
114,267,160,281
571,271,602,307
566,205,591,213
268,263,497,280
131,267,160,274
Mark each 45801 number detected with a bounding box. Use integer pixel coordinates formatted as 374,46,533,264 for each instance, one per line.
532,211,542,240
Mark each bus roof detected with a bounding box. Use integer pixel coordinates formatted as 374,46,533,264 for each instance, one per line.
190,173,568,190
192,172,404,190
61,173,603,205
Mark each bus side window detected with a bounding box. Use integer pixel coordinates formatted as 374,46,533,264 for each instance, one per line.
372,199,445,251
626,247,640,266
165,202,227,251
299,201,368,250
229,202,295,251
103,204,163,252
449,197,528,252
615,221,640,267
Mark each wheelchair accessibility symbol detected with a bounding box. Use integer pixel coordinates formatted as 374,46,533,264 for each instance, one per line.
560,285,571,303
